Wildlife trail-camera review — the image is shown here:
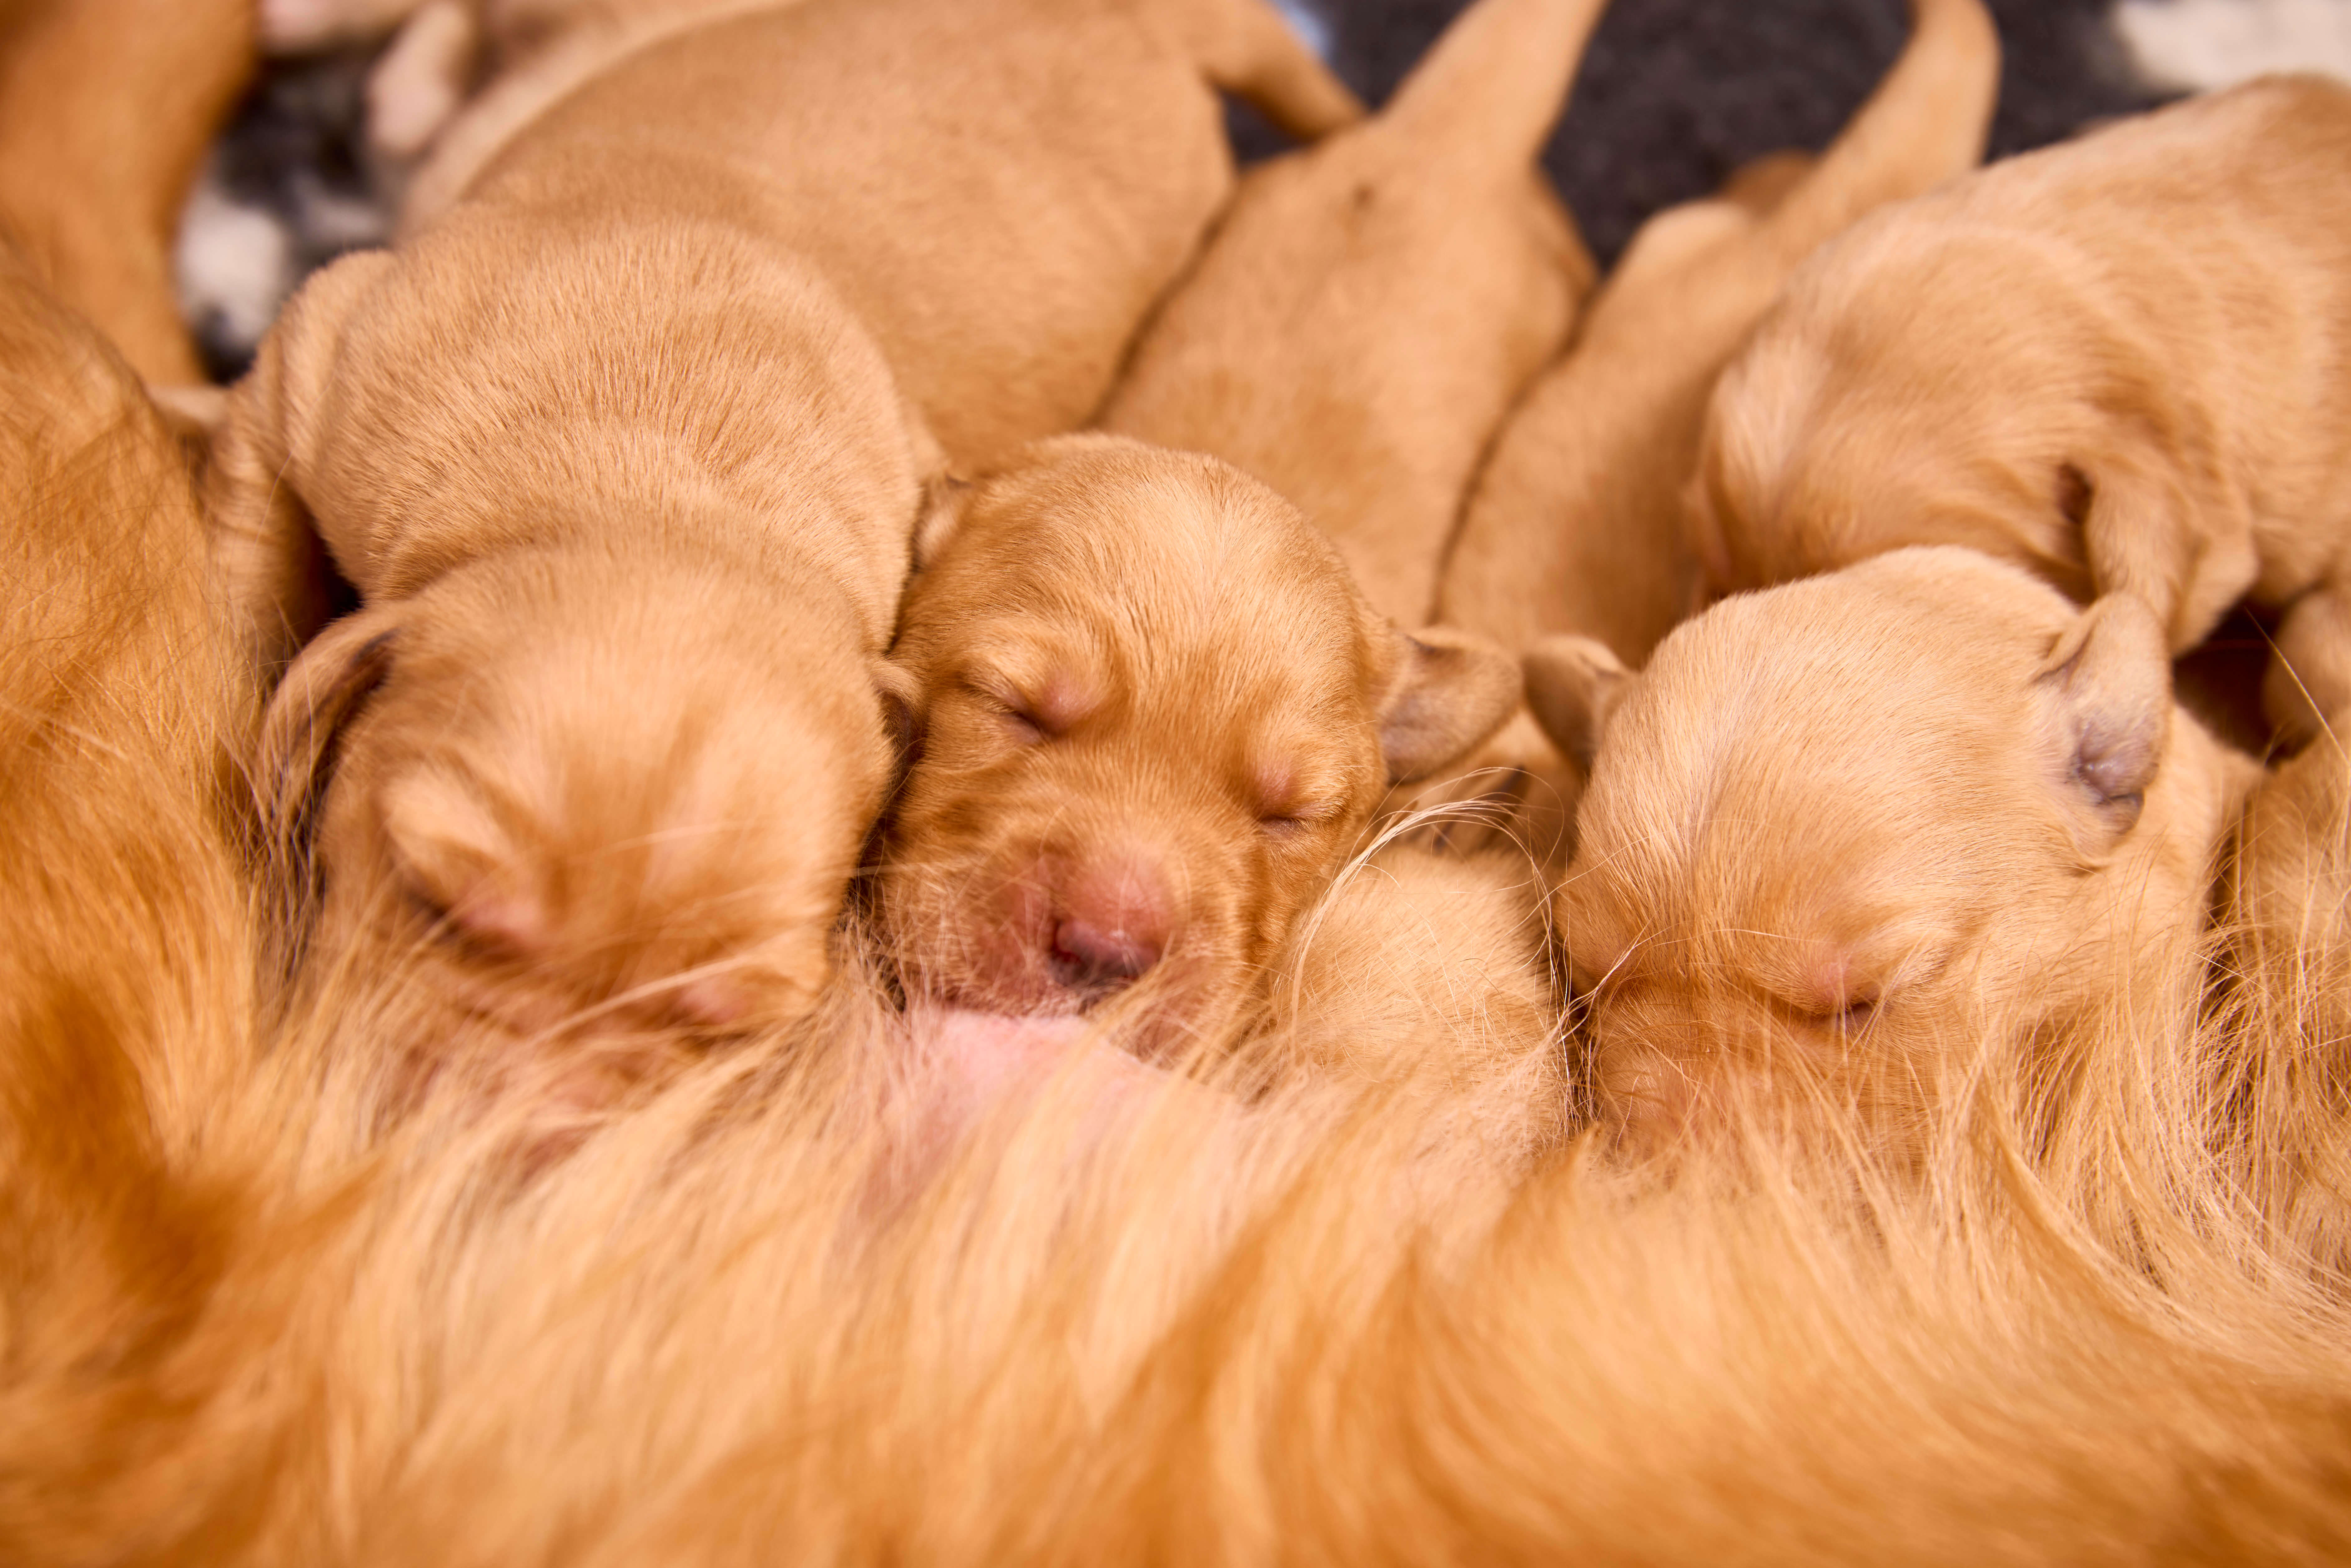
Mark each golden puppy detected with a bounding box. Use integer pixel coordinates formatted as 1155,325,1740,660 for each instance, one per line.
0,0,255,385
1420,0,1996,862
1693,76,2351,745
1525,548,2259,1152
215,179,928,1112
400,0,1363,472
879,436,1521,1062
1099,0,1603,627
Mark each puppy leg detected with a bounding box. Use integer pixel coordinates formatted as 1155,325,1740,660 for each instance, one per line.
2267,581,2351,748
367,0,482,164
1176,0,1363,141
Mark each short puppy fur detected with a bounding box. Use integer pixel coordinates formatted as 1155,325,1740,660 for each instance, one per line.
1527,549,2257,1152
402,0,1363,473
880,435,1520,1062
1694,76,2351,744
1100,0,1602,627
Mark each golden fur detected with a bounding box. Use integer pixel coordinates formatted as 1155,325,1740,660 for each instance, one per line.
13,8,2351,1563
0,0,254,385
401,0,1363,471
1693,76,2351,742
1099,0,1601,626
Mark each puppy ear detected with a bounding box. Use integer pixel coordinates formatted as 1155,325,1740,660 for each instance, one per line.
1521,634,1631,772
207,249,397,671
909,472,972,573
870,655,924,761
252,604,403,960
2036,592,2171,841
1376,626,1520,785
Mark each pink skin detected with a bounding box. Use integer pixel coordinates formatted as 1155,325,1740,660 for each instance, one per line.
966,847,1182,1012
864,1004,1173,1210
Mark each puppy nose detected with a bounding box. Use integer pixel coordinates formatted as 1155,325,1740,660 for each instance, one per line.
1050,915,1164,991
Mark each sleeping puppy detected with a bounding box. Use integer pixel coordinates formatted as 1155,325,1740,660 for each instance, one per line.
1525,548,2258,1153
1421,0,1998,861
1693,76,2351,745
219,184,927,1115
1099,0,1604,627
399,0,1363,473
879,436,1522,1065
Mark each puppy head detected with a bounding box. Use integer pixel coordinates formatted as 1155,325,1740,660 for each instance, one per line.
259,543,900,1112
880,435,1516,1059
1688,224,2120,607
1538,547,2183,1152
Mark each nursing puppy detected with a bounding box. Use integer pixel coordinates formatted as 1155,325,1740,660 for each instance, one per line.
1693,76,2351,744
1422,0,1998,860
1099,0,1603,627
1525,548,2258,1152
879,436,1521,1064
218,181,926,1117
0,0,255,385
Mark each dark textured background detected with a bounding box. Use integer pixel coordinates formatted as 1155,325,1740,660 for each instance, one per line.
1245,0,2166,260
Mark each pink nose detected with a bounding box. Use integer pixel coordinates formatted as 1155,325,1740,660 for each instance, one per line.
1050,915,1164,992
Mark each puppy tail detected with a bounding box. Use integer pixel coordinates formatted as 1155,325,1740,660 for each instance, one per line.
1181,0,1364,142
1380,0,1611,174
1760,0,1999,262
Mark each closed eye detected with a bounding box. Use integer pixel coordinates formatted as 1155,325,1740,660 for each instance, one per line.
1256,799,1340,838
962,676,1049,744
1807,996,1878,1032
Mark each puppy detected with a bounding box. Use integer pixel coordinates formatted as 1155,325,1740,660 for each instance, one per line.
1525,548,2259,1153
215,174,928,1116
1417,0,1999,863
0,0,255,385
879,436,1521,1064
399,0,1363,472
1099,0,1604,627
1693,76,2351,745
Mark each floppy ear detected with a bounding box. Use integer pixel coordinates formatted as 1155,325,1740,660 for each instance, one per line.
2073,421,2257,656
206,248,397,671
909,472,972,573
2036,592,2171,844
252,603,403,963
870,654,924,764
1376,626,1520,784
1521,634,1632,772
